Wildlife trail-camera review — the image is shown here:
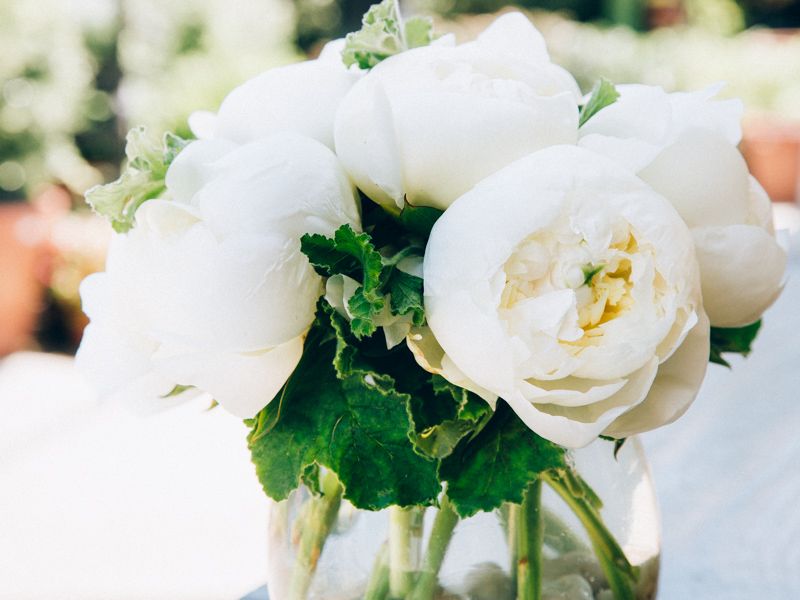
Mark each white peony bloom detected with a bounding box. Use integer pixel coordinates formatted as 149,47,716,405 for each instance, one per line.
418,145,709,448
77,133,360,418
189,40,361,148
580,84,786,327
334,12,581,212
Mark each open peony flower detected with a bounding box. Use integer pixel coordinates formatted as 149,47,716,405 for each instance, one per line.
188,40,361,149
334,12,581,212
580,84,787,327
76,133,360,417
416,145,709,448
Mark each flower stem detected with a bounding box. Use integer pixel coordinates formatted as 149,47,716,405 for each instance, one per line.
543,470,638,600
389,506,416,598
288,470,343,600
542,507,589,555
365,542,391,600
408,496,459,600
515,479,544,600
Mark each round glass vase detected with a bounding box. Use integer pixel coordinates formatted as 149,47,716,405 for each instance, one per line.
266,438,660,600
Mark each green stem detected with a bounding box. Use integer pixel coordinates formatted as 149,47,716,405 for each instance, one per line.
408,497,459,600
388,506,415,598
515,480,544,600
506,502,518,592
365,543,391,600
542,507,589,555
543,470,638,600
288,471,344,600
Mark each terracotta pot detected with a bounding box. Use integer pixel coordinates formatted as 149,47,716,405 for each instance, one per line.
0,203,51,356
741,117,800,203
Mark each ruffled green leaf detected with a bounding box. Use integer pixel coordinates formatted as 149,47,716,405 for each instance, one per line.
408,375,492,460
579,78,620,128
302,224,385,337
440,400,566,517
247,307,441,510
85,127,189,233
301,224,425,338
342,0,436,69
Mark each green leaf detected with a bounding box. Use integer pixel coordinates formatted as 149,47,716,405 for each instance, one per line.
709,320,762,367
248,314,441,510
385,270,424,326
301,224,427,338
404,17,435,49
579,78,620,128
86,127,189,233
409,377,492,460
398,202,443,238
440,400,567,517
302,225,385,338
342,0,437,70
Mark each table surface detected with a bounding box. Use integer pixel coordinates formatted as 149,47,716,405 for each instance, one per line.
1,223,798,600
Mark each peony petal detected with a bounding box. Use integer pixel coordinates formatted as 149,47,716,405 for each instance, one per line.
603,311,710,439
406,327,498,407
505,357,658,448
187,110,218,140
473,12,551,63
692,224,787,327
638,129,750,228
392,89,578,209
333,27,580,210
667,83,744,146
152,336,305,419
75,275,177,408
746,175,775,232
164,139,237,205
334,77,406,212
579,84,672,149
214,60,360,149
190,134,360,240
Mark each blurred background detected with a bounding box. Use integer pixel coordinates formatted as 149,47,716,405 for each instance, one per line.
1,0,800,356
1,0,799,598
2,0,800,356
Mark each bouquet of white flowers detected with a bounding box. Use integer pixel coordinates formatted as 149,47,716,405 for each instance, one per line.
77,3,787,599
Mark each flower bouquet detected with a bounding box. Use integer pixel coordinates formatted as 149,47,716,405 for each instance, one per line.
77,3,787,599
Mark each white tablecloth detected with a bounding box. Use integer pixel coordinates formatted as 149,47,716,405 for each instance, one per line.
1,219,798,600
0,356,269,600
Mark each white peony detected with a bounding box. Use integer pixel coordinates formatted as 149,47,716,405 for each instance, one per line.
416,145,709,448
189,40,360,149
580,84,787,327
77,133,360,417
334,12,581,212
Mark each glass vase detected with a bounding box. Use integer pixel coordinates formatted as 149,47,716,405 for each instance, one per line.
266,437,660,600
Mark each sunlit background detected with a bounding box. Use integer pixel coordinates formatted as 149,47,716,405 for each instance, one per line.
1,0,799,598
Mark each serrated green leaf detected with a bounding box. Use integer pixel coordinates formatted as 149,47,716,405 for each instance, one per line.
302,224,427,339
302,225,385,338
342,0,437,69
385,270,424,326
85,127,189,233
440,400,566,517
248,314,441,510
709,320,762,367
579,78,620,128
